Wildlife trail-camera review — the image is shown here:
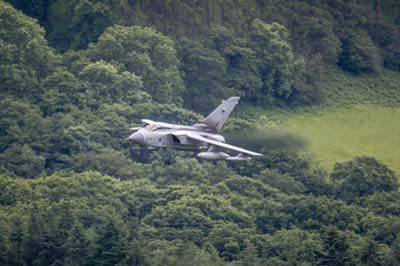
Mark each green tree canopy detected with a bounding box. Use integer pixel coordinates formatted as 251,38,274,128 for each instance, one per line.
87,25,184,104
331,156,398,202
249,19,306,104
0,1,57,97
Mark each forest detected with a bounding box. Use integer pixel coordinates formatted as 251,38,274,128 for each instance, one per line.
1,0,400,265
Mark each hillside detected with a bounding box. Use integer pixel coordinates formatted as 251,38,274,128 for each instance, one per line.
238,69,400,173
1,0,400,265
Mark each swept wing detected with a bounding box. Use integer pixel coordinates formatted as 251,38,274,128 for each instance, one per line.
184,133,263,157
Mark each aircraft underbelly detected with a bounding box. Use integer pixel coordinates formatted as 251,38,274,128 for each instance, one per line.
169,137,207,151
146,132,207,151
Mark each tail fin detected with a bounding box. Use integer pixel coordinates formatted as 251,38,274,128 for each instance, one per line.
194,96,240,132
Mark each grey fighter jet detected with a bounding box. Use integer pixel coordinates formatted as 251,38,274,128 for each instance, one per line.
127,97,263,161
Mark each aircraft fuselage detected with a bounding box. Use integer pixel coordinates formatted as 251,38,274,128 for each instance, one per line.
128,128,225,151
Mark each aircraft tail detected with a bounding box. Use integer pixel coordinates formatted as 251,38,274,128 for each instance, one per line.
194,96,240,132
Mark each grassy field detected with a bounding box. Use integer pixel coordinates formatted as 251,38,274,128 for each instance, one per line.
285,105,400,174
242,69,400,174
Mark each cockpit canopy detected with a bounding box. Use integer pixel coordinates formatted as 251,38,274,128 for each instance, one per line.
137,119,198,132
144,123,171,132
145,124,157,131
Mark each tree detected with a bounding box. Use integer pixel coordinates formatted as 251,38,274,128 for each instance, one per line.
388,236,400,266
0,98,45,151
39,69,86,115
94,221,128,266
208,26,262,100
321,225,353,266
87,25,184,104
177,38,232,113
64,222,91,266
262,228,324,266
249,19,306,104
337,31,382,74
367,21,400,71
360,214,400,245
0,144,45,178
144,240,226,266
70,0,112,49
6,214,27,266
206,222,256,261
0,214,7,266
70,149,140,179
361,240,391,266
257,169,306,194
0,1,56,97
282,2,340,64
375,0,382,20
0,175,33,205
331,156,398,202
237,240,262,266
78,60,143,106
23,204,45,266
359,191,400,216
45,0,76,51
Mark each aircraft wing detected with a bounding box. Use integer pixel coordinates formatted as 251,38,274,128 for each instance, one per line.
185,133,264,157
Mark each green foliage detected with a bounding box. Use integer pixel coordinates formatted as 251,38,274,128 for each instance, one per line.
321,225,354,266
6,0,400,108
0,1,57,97
0,98,45,151
87,25,184,104
358,191,400,216
177,38,232,113
257,169,306,194
360,214,400,245
144,240,225,266
70,148,144,180
263,228,325,265
283,1,341,64
78,60,143,106
0,161,399,265
94,221,128,266
70,0,112,50
0,144,45,178
331,156,398,202
43,0,113,51
1,1,400,265
368,21,400,71
39,69,87,115
208,26,263,102
361,239,392,266
249,19,306,103
0,176,33,205
338,31,382,74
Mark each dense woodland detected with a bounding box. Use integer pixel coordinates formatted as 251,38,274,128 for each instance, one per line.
1,0,400,265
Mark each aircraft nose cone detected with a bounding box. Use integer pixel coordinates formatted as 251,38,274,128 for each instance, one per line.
128,132,144,144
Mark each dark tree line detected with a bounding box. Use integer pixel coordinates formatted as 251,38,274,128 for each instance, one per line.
5,0,400,110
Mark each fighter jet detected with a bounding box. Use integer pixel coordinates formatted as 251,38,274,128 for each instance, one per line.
127,96,263,161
